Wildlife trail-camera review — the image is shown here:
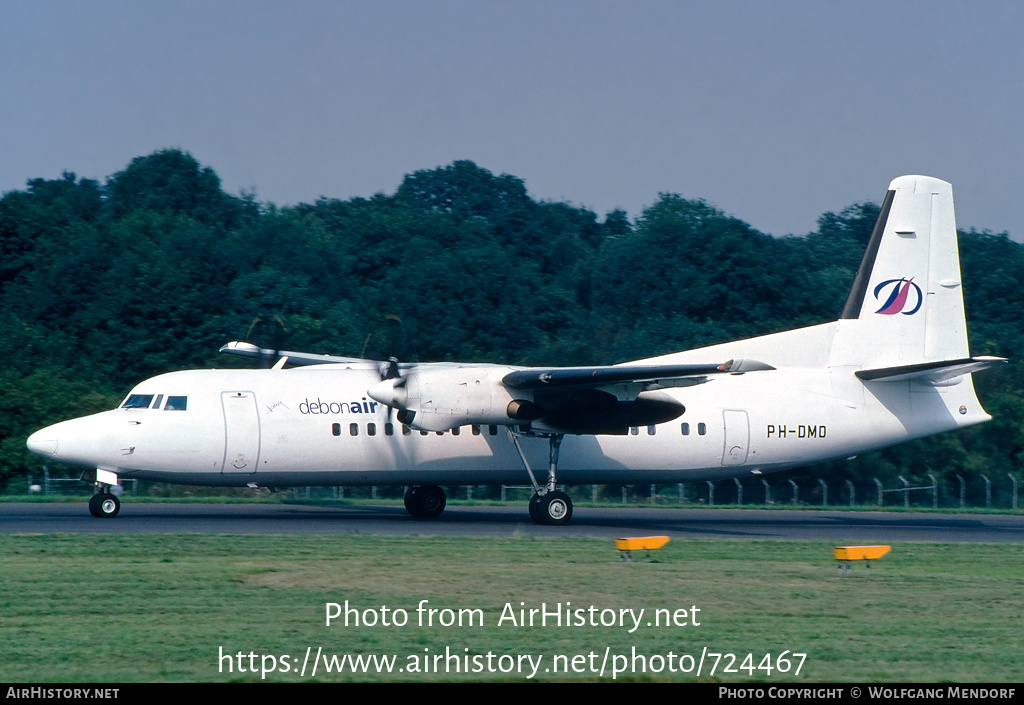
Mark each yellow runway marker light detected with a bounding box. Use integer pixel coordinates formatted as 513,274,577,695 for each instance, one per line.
834,545,891,575
834,545,891,561
616,535,670,561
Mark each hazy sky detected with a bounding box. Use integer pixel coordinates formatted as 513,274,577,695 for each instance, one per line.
3,1,1022,238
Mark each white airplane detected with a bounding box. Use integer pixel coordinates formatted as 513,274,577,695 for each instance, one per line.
26,175,1005,524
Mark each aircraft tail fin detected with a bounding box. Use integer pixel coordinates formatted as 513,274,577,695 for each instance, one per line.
832,176,971,368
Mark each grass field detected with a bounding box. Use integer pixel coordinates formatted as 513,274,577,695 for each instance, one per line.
1,533,1021,682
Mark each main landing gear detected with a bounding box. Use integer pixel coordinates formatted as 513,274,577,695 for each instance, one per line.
403,485,447,519
402,433,573,525
510,431,573,526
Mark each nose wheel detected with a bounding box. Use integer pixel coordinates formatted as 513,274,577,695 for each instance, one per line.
89,492,120,518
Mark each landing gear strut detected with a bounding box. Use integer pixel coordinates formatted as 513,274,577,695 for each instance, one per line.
403,485,447,519
510,431,573,525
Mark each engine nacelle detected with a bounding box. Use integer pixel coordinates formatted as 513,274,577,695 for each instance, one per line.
368,365,686,434
368,366,520,432
529,389,684,435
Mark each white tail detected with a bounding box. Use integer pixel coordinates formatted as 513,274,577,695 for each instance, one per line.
642,175,1002,387
832,175,970,369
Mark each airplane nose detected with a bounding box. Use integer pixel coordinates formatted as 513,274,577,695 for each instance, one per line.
26,428,58,456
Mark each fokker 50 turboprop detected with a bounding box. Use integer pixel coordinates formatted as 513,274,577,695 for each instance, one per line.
27,176,1005,524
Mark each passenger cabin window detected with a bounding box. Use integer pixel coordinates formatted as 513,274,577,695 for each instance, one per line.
385,423,394,436
350,423,359,436
165,396,188,411
647,425,656,435
122,394,154,409
367,423,376,436
681,423,690,435
332,423,341,437
698,423,707,436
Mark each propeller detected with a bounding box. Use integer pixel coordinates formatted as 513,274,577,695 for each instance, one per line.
368,316,416,423
382,356,401,380
370,359,410,424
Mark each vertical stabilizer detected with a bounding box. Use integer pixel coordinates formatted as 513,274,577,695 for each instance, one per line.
833,176,967,367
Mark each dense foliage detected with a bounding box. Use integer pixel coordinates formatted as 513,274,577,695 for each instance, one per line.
2,150,1021,493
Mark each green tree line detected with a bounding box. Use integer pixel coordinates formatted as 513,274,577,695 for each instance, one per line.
1,150,1021,492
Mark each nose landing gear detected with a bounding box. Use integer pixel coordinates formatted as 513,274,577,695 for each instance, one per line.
89,491,120,518
88,468,120,518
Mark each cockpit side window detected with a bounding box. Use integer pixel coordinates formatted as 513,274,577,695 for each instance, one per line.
122,394,155,409
164,396,188,411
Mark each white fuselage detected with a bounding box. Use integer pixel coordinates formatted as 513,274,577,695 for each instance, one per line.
28,327,988,489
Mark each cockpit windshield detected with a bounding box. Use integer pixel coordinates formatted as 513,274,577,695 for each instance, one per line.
121,394,154,409
165,396,188,411
120,394,189,410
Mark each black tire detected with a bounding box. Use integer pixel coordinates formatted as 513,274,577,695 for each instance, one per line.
403,486,423,517
90,493,120,518
529,491,573,525
528,493,545,524
416,485,446,519
541,491,572,525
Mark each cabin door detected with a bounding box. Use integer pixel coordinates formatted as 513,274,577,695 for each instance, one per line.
222,391,261,474
721,409,750,466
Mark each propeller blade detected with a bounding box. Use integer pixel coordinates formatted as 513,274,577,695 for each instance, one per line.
378,357,408,421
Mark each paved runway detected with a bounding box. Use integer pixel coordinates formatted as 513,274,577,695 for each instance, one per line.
3,501,1023,542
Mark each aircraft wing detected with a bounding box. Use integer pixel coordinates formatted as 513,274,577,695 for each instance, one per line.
219,341,378,367
503,358,775,391
222,339,777,435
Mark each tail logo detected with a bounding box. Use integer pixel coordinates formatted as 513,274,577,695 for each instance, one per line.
873,277,922,315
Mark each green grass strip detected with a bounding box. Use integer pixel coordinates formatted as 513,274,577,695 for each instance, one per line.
1,534,1021,682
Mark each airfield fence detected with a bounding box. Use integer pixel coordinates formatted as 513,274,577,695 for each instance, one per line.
20,466,1022,510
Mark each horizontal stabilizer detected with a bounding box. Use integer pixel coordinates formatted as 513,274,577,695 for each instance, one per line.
855,356,1007,383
